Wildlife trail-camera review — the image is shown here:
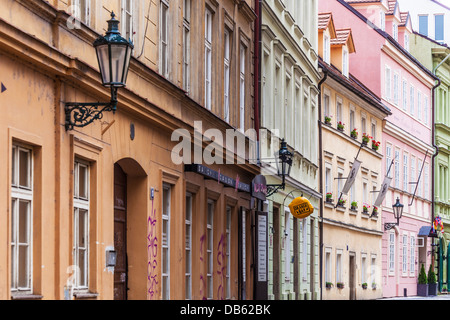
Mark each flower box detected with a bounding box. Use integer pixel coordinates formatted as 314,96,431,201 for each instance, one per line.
337,282,344,289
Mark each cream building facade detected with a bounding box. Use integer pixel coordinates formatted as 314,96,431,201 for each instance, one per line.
260,0,322,300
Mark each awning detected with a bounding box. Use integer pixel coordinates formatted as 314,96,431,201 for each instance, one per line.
418,226,437,238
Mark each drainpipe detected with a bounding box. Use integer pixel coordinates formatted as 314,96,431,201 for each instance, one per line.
431,52,449,269
317,67,328,301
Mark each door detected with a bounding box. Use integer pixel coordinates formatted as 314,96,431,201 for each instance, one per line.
114,164,127,300
349,254,356,300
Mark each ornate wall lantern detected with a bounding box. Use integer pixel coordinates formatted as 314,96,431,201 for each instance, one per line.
384,197,404,231
267,139,293,197
65,12,134,131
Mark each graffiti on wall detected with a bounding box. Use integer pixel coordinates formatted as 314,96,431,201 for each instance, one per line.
217,234,226,300
147,198,158,299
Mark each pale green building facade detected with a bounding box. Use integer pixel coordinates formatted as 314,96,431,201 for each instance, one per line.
410,32,450,292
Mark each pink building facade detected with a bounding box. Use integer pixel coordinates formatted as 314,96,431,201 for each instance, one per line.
319,0,438,298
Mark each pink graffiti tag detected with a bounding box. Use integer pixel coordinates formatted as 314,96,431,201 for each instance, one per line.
199,234,207,300
216,234,226,300
147,198,158,299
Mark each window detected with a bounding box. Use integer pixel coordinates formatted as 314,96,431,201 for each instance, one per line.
337,171,344,196
11,144,33,293
336,98,342,123
395,149,400,188
284,212,291,281
336,251,342,283
343,48,349,77
424,163,429,200
393,23,398,41
205,8,213,110
393,72,399,105
370,256,376,288
185,193,192,300
225,207,231,299
419,15,428,37
183,0,191,93
72,0,90,26
418,91,422,120
160,0,169,78
402,234,408,275
424,96,429,125
363,180,368,205
402,79,408,110
224,29,231,123
371,120,376,140
380,11,385,31
162,184,171,299
410,236,415,276
207,200,214,299
435,14,444,42
386,144,392,178
403,153,408,191
410,85,415,115
324,93,330,119
349,108,355,132
361,116,366,135
325,249,332,283
385,66,391,101
324,34,330,64
73,160,89,290
325,166,331,194
389,232,395,273
404,33,409,51
417,159,422,197
240,44,246,132
361,255,367,284
122,0,134,43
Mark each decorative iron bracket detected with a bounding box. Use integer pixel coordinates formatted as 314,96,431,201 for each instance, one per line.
266,183,285,197
65,87,118,131
384,222,398,231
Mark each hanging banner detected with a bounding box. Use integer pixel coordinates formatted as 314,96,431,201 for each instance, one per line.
341,159,362,195
373,176,392,207
288,197,314,219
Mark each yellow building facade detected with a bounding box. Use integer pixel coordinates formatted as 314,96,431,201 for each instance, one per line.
1,0,259,300
318,13,391,300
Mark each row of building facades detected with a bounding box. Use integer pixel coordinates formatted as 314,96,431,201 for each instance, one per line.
1,0,450,300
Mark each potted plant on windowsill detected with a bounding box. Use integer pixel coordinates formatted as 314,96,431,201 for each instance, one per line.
362,133,371,146
428,264,437,296
337,121,345,132
372,206,378,217
324,115,332,125
326,192,333,203
350,128,358,139
372,282,377,290
372,140,380,151
350,201,358,210
337,198,346,207
326,282,333,289
362,283,368,290
417,264,428,297
362,204,370,214
337,282,344,289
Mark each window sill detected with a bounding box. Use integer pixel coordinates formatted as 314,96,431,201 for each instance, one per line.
74,292,99,299
11,294,43,300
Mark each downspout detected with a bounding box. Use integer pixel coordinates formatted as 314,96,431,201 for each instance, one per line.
431,52,449,269
317,67,328,301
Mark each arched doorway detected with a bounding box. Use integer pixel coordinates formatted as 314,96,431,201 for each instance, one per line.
113,159,148,300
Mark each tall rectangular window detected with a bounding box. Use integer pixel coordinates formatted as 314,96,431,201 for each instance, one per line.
185,193,192,300
122,0,134,42
361,255,367,284
325,167,331,194
402,234,408,274
336,251,342,283
385,66,391,101
240,44,246,132
324,35,330,64
224,29,231,123
183,0,191,93
205,8,213,110
343,48,349,77
424,163,429,200
424,96,429,125
386,144,392,178
403,153,408,191
410,236,415,275
207,200,214,300
324,93,330,118
389,232,395,273
435,14,444,42
411,155,416,194
393,72,399,105
325,250,331,283
11,144,33,293
73,0,90,25
162,184,171,299
336,99,342,123
226,206,231,299
419,15,428,37
160,0,169,78
417,159,423,197
395,149,400,188
402,80,408,110
349,108,355,132
393,23,398,41
418,91,422,120
410,86,415,115
73,160,89,290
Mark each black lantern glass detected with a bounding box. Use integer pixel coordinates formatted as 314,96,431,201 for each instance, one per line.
94,12,134,88
392,197,404,220
275,139,293,177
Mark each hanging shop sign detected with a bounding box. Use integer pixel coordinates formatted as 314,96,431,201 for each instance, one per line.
288,197,314,219
252,175,268,201
184,164,251,193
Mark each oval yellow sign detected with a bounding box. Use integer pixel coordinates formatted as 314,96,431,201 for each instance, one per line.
288,197,314,219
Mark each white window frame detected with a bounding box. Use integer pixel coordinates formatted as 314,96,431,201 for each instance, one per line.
185,193,193,300
240,43,246,132
402,79,408,110
361,254,367,284
324,34,330,64
386,144,392,178
206,200,214,300
410,235,416,276
342,47,349,77
393,23,398,41
336,250,342,283
183,0,191,93
393,72,399,106
205,8,213,110
389,231,395,275
121,0,134,43
395,148,400,188
417,91,422,120
160,0,169,78
403,153,408,191
224,29,231,123
325,248,332,283
72,0,91,26
402,233,408,275
11,144,33,294
284,209,291,282
410,85,415,115
385,66,391,101
73,160,90,290
162,184,171,300
424,96,429,125
424,163,429,200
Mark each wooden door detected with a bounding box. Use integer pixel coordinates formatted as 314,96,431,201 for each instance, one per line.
114,164,127,300
349,254,356,300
